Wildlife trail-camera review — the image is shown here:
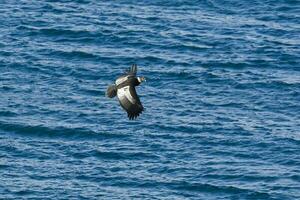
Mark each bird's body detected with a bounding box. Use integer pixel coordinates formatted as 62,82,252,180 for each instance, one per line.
106,65,145,120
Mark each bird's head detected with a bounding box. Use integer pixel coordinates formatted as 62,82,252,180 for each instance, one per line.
137,76,146,83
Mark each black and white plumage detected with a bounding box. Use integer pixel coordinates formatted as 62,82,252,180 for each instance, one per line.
106,64,146,120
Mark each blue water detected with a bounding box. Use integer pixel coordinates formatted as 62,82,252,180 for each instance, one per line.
1,0,300,199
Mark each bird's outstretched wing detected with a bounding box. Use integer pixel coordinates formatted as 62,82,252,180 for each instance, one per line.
117,84,144,120
125,64,137,76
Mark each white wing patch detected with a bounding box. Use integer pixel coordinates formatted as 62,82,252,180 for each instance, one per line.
115,76,128,86
117,86,136,104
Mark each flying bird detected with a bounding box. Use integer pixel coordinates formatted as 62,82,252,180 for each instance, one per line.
106,64,146,120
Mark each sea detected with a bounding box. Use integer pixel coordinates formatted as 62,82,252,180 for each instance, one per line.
0,0,299,199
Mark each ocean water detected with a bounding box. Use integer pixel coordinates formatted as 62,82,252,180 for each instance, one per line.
0,0,300,199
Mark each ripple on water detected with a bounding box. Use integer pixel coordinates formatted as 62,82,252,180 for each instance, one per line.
0,0,300,199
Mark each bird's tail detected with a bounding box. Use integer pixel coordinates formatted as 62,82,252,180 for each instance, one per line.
106,84,117,98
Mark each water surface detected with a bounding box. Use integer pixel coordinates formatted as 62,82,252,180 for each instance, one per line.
0,0,300,199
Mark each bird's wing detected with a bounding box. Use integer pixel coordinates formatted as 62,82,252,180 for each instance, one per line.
125,64,137,76
117,85,144,120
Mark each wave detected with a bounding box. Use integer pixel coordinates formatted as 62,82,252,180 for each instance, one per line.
147,69,200,81
17,26,99,38
49,49,99,59
0,111,17,117
171,181,272,198
0,121,126,140
234,80,300,90
72,149,159,160
78,88,105,96
44,0,91,4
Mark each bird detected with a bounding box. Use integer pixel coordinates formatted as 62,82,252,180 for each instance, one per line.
106,64,146,120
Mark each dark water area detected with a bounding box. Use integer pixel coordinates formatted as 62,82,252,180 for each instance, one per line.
1,0,300,199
